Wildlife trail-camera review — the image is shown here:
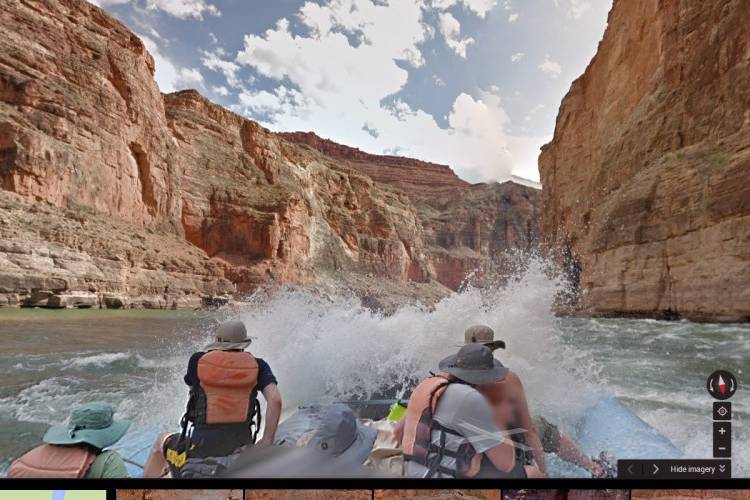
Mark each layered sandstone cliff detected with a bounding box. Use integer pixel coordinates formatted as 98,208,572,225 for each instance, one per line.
0,0,539,309
165,90,441,292
284,132,541,290
280,131,470,193
539,0,750,321
0,0,209,308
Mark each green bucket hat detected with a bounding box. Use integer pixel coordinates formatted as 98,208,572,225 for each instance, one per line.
43,402,130,449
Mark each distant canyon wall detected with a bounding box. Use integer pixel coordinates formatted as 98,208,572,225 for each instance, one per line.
0,0,539,309
540,0,750,321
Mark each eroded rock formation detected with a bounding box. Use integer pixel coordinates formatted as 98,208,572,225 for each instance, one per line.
284,132,541,290
0,0,539,309
539,0,750,321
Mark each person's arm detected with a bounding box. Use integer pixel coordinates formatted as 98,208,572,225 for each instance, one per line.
509,371,547,475
558,433,599,474
257,383,282,447
484,439,519,473
254,357,281,447
183,352,203,387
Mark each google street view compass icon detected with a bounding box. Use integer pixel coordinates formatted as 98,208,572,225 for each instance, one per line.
707,370,737,400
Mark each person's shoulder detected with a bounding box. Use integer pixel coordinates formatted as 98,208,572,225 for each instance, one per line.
97,449,124,462
450,383,491,407
444,382,482,402
254,356,271,368
506,370,521,383
89,450,128,478
446,381,478,394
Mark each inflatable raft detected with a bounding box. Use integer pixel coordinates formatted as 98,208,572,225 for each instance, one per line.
113,395,683,478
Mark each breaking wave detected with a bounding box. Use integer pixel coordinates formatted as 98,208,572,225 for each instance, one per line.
128,256,594,433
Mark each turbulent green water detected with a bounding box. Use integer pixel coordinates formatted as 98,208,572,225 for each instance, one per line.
0,291,747,476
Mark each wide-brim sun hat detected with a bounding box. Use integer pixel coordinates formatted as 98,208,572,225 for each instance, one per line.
205,320,254,351
274,403,378,465
462,324,506,351
43,402,130,450
439,343,509,385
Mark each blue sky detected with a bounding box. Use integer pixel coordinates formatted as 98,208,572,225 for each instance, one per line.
92,0,612,183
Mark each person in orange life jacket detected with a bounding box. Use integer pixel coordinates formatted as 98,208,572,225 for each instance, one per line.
401,343,544,478
7,402,130,478
182,320,282,457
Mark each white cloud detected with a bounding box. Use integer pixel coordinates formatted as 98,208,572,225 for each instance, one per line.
140,34,205,92
202,50,242,88
432,75,447,87
511,52,524,62
431,0,498,18
553,0,592,19
297,1,426,67
236,86,311,120
92,0,220,19
88,0,131,6
144,0,219,20
569,0,592,18
530,103,545,113
508,12,519,22
523,103,545,122
211,85,230,96
438,12,475,58
538,55,562,77
226,0,540,182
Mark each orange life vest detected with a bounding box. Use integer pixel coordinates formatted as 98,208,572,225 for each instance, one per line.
7,444,97,478
402,375,476,478
190,350,259,426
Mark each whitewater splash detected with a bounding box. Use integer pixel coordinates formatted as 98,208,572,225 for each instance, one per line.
128,257,597,435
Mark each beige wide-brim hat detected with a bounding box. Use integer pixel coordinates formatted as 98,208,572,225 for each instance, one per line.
205,320,254,351
463,324,506,351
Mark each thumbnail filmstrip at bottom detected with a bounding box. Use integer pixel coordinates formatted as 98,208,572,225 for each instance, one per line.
112,491,750,500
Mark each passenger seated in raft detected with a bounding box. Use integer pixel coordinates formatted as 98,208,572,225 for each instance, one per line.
8,402,130,478
147,320,282,478
401,343,545,478
274,403,378,465
466,324,610,478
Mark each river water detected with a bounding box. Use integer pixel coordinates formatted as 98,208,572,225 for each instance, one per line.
0,262,747,476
